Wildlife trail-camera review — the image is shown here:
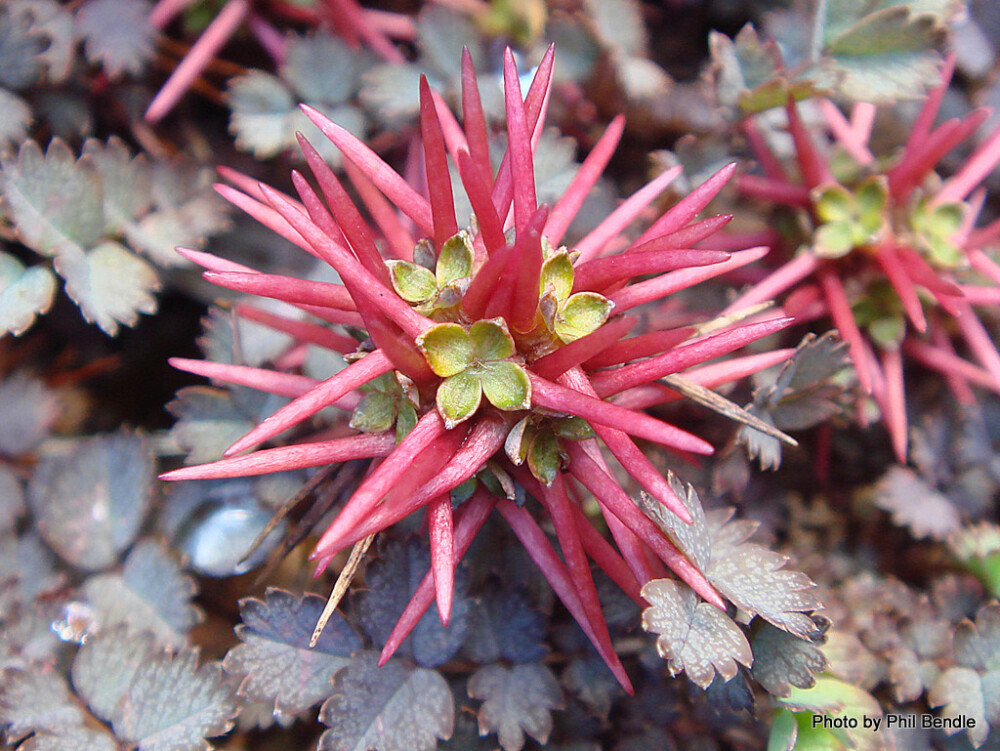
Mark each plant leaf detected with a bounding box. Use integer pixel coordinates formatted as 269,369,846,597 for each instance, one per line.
0,666,85,742
223,588,363,718
871,466,961,540
0,251,56,337
419,323,474,377
462,585,548,664
641,578,753,689
555,293,613,343
54,241,159,335
436,370,483,427
468,663,565,751
28,431,154,570
0,88,31,148
0,139,104,258
17,727,118,751
481,361,531,412
111,648,238,751
82,137,152,234
358,537,470,668
436,232,473,287
317,651,454,751
470,318,515,361
387,260,437,304
74,0,154,78
82,539,201,648
750,619,829,697
71,625,157,722
642,475,821,639
282,32,360,105
0,370,59,456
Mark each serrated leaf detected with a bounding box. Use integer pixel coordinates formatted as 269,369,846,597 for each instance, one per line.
0,666,85,742
54,241,159,335
360,63,425,126
823,5,948,101
227,71,298,159
0,251,56,336
82,137,152,234
872,466,961,540
168,386,274,464
0,139,104,257
0,370,59,456
8,0,76,83
481,361,531,412
223,588,363,718
18,727,118,751
71,625,157,722
641,476,821,639
468,663,564,751
641,578,753,689
28,431,154,569
318,651,453,751
929,667,996,747
111,648,238,751
463,585,548,664
82,539,201,647
583,0,647,56
282,32,359,105
0,8,45,90
419,322,474,377
417,5,479,84
751,620,828,697
75,0,154,78
0,531,63,610
358,537,470,667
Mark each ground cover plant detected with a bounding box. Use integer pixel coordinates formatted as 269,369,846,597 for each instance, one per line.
3,0,1000,750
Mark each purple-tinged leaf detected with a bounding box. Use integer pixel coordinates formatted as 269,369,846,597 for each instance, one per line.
359,537,470,668
0,666,85,742
641,475,821,639
0,370,59,456
462,585,548,665
872,466,961,540
750,618,829,698
110,648,238,751
0,252,56,337
641,579,752,689
887,608,951,702
468,663,565,751
223,588,363,718
75,0,154,78
318,651,453,751
71,625,156,721
28,431,154,570
82,539,201,648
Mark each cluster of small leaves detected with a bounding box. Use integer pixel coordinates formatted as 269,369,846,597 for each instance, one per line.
739,331,853,469
639,474,823,689
228,31,369,163
0,137,229,335
0,0,154,148
709,0,957,114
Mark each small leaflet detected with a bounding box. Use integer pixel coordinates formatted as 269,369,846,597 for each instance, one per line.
0,370,60,456
462,585,548,665
872,465,961,540
168,387,261,465
358,537,471,668
71,625,157,721
641,579,753,689
0,88,31,150
223,588,363,719
28,431,154,570
17,726,118,751
0,531,64,611
74,0,154,79
929,602,1000,747
0,666,86,742
282,32,360,105
641,474,821,639
750,619,829,697
54,240,160,335
318,652,454,751
82,539,201,648
0,252,56,337
82,137,153,235
0,7,46,90
111,648,239,751
467,663,565,751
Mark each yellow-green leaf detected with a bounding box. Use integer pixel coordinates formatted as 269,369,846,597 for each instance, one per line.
480,360,531,411
527,428,561,486
417,322,473,377
470,318,515,361
436,370,482,427
555,292,613,342
435,231,473,287
539,250,574,301
386,260,437,304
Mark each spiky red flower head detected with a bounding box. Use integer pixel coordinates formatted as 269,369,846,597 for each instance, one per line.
733,55,1000,462
162,47,794,690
